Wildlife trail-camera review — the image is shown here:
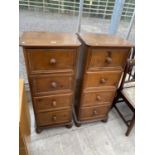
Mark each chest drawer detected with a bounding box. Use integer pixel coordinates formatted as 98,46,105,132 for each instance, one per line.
79,105,110,121
84,71,122,89
25,48,77,74
87,48,129,70
30,73,73,96
81,89,116,107
33,93,73,112
37,110,71,126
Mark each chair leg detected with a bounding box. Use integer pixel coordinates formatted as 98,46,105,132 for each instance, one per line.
126,115,135,136
111,92,121,108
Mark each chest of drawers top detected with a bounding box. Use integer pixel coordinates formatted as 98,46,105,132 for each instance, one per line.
78,33,134,72
20,32,81,47
78,33,133,47
20,32,81,75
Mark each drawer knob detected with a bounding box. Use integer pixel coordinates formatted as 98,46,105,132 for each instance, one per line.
52,100,57,107
93,110,98,116
50,58,56,64
100,78,106,84
52,116,57,121
96,95,101,101
106,57,112,64
51,82,57,88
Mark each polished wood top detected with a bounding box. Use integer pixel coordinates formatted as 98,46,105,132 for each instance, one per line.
20,32,81,47
78,33,133,47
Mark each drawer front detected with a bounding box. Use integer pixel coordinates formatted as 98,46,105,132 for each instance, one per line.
79,106,110,121
88,48,129,70
84,71,122,89
81,89,116,107
37,110,71,126
25,49,77,74
33,93,73,112
30,74,73,95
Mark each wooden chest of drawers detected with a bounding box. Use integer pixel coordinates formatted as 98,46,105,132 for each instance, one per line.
74,33,133,126
20,32,81,133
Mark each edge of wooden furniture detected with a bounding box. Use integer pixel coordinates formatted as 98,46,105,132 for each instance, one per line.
77,33,134,48
20,32,81,47
19,79,30,155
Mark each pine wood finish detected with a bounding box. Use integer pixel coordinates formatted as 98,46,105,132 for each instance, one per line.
84,70,122,89
20,32,81,133
29,73,73,96
74,33,133,126
33,93,73,113
25,48,76,74
79,105,110,121
19,79,30,155
88,48,129,71
81,89,116,107
37,109,72,126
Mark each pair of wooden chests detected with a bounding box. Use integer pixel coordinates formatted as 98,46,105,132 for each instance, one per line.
20,32,133,133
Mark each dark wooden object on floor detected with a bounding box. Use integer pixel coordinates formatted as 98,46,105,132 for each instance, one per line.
112,57,135,136
20,32,81,133
74,33,133,126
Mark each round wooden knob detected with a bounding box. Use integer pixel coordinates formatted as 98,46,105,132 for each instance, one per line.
50,58,56,64
51,82,57,88
96,95,101,101
52,116,57,121
93,110,97,115
52,100,57,107
100,78,106,84
106,57,112,64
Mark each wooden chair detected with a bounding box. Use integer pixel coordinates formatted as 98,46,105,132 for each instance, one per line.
112,58,135,136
